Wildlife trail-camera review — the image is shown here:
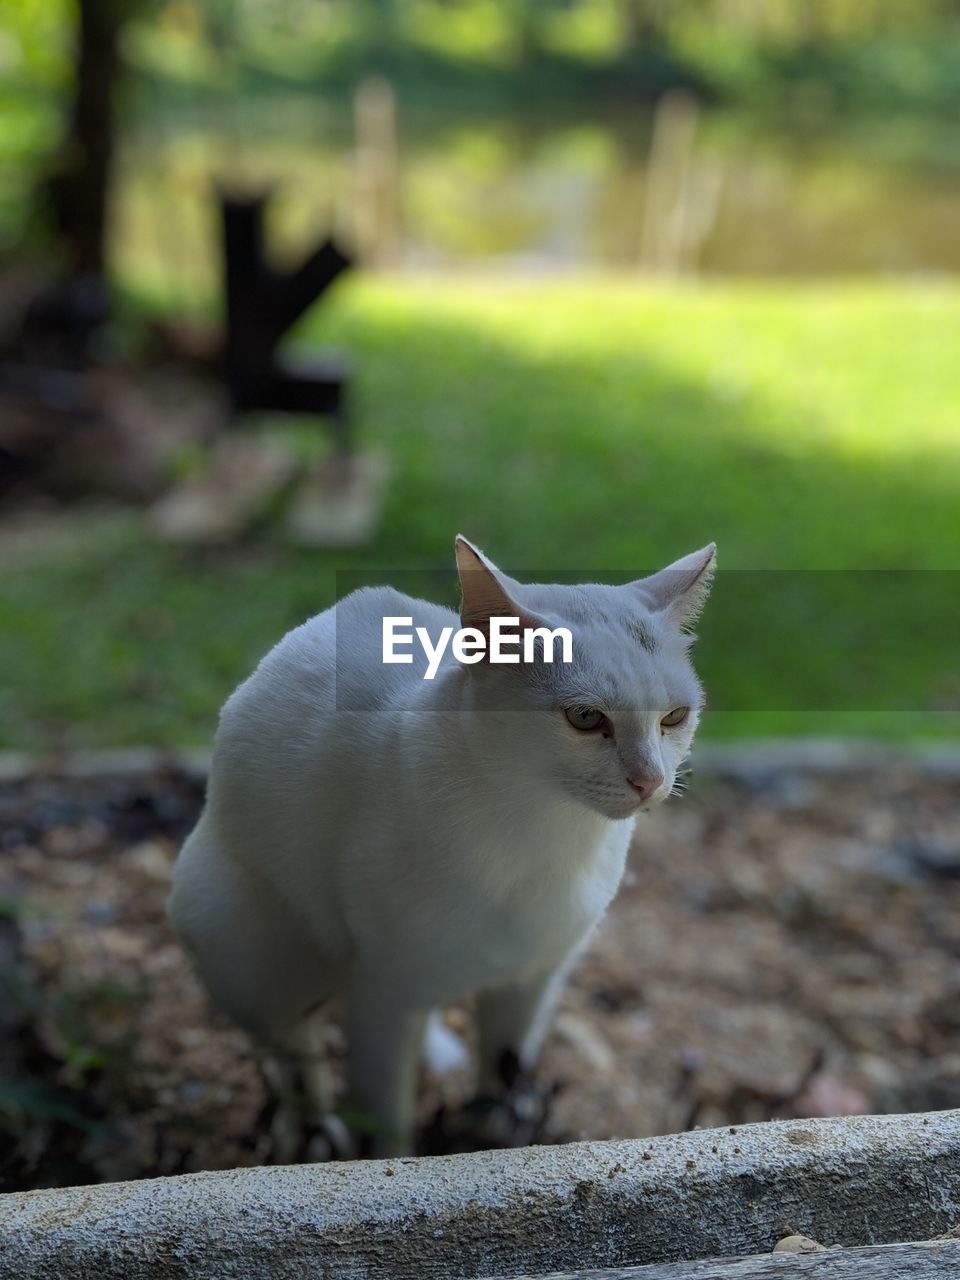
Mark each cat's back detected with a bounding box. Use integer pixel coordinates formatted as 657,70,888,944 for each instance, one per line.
328,585,459,712
200,585,456,886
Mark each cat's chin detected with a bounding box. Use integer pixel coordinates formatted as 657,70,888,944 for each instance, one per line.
613,787,672,820
578,792,656,821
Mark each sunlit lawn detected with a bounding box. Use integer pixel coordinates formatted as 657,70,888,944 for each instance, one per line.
2,277,958,749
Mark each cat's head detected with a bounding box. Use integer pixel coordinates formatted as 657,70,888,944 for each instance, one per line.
455,536,715,820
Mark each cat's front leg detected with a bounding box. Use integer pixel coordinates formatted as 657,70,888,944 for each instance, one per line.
476,966,568,1095
347,968,427,1157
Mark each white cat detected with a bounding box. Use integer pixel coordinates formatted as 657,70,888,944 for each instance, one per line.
167,536,715,1156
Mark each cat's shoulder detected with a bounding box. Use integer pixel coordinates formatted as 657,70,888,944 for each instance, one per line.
226,584,458,721
336,584,457,632
336,584,421,624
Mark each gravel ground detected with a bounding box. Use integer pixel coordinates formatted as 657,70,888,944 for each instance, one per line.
1,756,959,1191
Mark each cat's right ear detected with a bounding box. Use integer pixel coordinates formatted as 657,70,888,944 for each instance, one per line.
630,543,717,630
455,536,538,632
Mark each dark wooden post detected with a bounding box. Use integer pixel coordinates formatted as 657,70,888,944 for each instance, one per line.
221,195,353,452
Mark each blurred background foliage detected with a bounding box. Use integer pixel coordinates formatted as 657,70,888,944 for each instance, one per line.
7,0,960,280
1,0,959,748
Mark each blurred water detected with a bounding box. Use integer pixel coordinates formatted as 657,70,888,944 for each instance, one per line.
114,101,960,293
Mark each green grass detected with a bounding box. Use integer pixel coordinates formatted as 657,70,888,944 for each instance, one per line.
2,277,959,750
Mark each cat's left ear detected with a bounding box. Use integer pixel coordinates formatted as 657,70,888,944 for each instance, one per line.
454,535,542,632
630,543,716,629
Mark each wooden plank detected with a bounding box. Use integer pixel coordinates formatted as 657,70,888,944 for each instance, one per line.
503,1238,960,1279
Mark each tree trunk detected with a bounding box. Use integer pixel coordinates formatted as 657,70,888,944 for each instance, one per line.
620,0,669,53
52,0,125,277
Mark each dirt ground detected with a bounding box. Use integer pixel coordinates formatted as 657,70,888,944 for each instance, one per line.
2,755,959,1191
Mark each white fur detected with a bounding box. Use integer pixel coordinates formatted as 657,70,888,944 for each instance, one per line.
167,538,715,1154
422,1013,471,1076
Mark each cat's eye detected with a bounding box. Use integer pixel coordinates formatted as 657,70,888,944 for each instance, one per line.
564,706,605,732
661,706,690,729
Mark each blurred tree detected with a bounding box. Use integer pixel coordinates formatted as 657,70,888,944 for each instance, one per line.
502,0,548,64
366,0,399,62
50,0,138,277
618,0,669,53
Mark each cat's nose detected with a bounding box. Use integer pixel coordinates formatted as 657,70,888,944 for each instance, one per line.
626,772,664,802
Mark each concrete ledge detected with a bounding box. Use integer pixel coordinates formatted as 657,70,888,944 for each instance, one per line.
691,738,960,778
3,739,960,786
2,1112,959,1280
0,746,212,783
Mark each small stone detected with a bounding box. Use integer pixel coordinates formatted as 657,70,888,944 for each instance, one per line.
795,1072,871,1119
774,1233,827,1253
554,1012,616,1073
125,841,174,885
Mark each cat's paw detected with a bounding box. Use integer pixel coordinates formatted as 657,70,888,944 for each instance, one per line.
419,1074,561,1155
422,1011,471,1077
